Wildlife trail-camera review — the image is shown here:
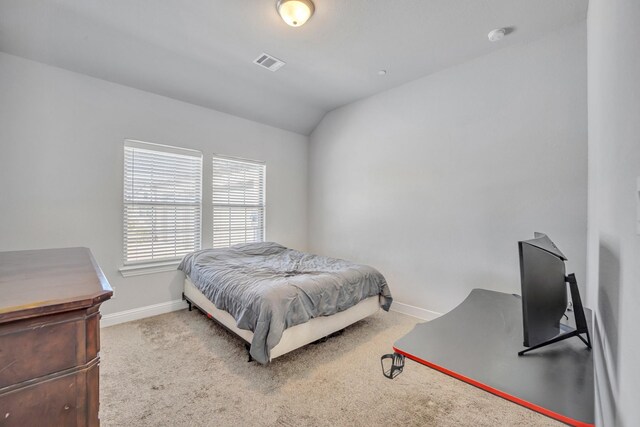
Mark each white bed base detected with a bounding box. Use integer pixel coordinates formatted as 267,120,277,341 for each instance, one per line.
183,278,380,361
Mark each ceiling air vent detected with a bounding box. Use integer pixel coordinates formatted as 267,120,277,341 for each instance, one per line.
253,53,286,72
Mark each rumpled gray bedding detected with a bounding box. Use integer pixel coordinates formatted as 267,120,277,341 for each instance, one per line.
178,242,392,364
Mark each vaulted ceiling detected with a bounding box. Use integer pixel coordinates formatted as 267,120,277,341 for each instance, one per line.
0,0,588,135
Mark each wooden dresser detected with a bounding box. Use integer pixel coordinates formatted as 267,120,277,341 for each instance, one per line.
0,248,112,427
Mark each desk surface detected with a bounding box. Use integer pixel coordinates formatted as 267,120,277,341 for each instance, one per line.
394,289,593,427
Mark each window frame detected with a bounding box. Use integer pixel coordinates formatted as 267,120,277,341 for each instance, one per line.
212,154,266,249
120,139,203,276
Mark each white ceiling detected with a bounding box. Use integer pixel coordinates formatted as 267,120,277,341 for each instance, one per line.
0,0,587,135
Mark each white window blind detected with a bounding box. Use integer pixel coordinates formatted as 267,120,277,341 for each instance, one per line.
212,156,265,248
123,140,202,264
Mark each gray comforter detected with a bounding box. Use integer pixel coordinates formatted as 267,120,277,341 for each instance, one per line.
178,242,392,364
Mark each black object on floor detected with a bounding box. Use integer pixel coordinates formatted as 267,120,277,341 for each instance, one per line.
380,352,405,379
393,289,594,427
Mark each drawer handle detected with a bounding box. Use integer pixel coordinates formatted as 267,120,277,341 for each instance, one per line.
64,405,70,411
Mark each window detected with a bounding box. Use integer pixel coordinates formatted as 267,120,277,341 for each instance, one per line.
123,140,202,265
212,156,265,248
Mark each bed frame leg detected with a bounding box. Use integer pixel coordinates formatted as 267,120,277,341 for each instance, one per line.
244,343,253,363
182,293,192,311
312,328,345,345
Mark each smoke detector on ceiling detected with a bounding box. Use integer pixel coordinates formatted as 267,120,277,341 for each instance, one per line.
488,28,507,42
253,53,286,72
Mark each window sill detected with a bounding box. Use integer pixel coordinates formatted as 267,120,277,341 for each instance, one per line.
119,260,181,277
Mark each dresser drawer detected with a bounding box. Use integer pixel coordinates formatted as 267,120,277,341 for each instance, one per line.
0,312,88,388
0,365,94,427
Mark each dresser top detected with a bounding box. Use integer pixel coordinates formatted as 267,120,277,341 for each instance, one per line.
0,247,112,323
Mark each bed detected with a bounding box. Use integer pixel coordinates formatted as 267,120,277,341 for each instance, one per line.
178,242,392,364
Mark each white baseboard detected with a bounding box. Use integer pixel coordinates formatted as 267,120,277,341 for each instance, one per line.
391,301,442,321
101,299,188,328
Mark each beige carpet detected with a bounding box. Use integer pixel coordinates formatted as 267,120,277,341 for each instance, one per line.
100,309,561,426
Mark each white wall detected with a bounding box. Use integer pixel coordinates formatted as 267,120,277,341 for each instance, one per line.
587,1,640,425
308,23,587,315
0,52,308,315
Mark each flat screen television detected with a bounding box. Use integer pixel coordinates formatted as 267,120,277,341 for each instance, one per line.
518,233,591,355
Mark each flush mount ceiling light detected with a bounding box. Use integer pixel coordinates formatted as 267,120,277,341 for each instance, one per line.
276,0,315,27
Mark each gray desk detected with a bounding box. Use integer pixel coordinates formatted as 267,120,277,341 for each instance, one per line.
393,289,593,426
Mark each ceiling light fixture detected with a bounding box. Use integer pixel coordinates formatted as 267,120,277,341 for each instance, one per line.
276,0,315,27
